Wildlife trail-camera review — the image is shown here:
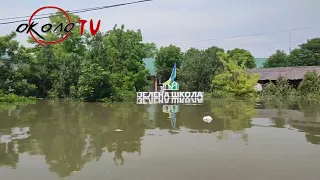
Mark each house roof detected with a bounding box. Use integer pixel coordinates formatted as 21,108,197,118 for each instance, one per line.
248,66,320,80
143,58,156,76
254,58,267,68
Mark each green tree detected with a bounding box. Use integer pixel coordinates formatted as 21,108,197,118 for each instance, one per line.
263,50,288,68
103,25,149,92
75,61,113,102
0,32,19,92
262,76,296,100
21,12,149,101
1,14,151,102
23,12,87,98
0,33,37,97
155,45,183,81
0,32,18,56
180,46,224,91
227,48,256,68
143,42,157,58
298,71,320,97
287,38,320,66
0,59,12,93
211,51,259,97
27,11,87,55
29,45,57,97
74,25,149,101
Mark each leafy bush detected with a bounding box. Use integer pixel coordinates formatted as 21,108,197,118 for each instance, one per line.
298,71,320,97
261,76,296,100
262,72,320,101
211,52,259,98
0,89,36,103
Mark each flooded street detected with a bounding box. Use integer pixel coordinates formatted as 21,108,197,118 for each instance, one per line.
0,100,320,180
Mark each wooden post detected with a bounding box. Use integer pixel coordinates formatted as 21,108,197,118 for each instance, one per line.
154,76,158,92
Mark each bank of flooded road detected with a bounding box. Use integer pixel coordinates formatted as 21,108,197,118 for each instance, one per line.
0,100,320,180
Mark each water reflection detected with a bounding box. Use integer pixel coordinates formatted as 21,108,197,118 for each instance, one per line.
257,101,320,145
162,105,179,129
0,100,320,178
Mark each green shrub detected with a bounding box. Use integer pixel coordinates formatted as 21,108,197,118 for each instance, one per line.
298,71,320,96
261,76,297,100
261,72,320,102
0,89,36,103
211,52,259,98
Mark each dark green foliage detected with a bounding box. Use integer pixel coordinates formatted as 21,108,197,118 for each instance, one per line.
263,50,288,68
179,46,224,92
0,90,36,102
226,48,256,68
287,38,320,66
265,38,320,67
179,46,256,92
0,11,319,102
297,71,320,98
154,45,183,81
262,76,296,100
0,13,151,102
262,72,320,101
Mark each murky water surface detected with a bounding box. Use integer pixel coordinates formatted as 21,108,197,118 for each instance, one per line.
0,100,320,180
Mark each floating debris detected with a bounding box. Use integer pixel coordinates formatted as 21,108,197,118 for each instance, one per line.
189,130,199,133
169,130,180,134
203,116,212,123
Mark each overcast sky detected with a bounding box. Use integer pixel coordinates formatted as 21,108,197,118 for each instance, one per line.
0,0,319,57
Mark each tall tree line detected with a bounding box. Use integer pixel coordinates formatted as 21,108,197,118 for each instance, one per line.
263,38,320,68
1,12,319,101
0,13,154,101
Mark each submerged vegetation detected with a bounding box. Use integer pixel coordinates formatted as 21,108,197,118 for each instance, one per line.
0,90,36,103
261,71,320,102
210,51,259,98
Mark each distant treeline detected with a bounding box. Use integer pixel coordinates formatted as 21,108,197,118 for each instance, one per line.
0,11,320,102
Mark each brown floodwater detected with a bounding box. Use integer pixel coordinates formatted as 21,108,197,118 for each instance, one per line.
0,100,320,180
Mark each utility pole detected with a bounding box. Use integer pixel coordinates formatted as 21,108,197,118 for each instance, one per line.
289,32,292,53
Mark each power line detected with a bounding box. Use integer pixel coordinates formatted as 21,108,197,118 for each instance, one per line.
201,39,305,48
213,40,286,47
0,7,97,21
174,26,320,44
0,0,154,25
195,40,284,50
0,0,318,49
